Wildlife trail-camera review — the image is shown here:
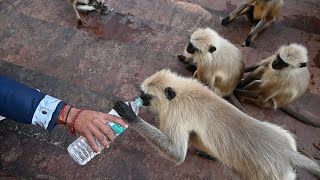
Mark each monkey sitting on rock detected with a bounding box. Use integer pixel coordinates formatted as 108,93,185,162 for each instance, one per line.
114,69,320,180
235,43,320,127
178,27,245,110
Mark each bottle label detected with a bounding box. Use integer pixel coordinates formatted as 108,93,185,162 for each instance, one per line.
108,122,126,136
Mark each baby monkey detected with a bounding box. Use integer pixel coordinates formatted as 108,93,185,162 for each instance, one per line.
68,0,108,28
221,0,283,47
236,44,319,127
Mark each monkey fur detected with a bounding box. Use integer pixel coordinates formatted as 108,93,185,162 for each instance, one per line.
68,0,108,28
235,44,318,127
178,28,245,111
114,69,320,180
221,0,283,47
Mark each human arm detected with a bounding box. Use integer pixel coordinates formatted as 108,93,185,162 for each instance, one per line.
0,76,128,152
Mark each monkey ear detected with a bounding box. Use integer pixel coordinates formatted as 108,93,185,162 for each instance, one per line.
165,87,176,100
209,45,216,53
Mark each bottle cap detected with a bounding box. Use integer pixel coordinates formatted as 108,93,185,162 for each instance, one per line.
135,97,143,107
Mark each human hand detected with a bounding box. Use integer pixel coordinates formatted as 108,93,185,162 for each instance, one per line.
63,107,128,153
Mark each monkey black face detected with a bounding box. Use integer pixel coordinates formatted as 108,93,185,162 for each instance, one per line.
140,90,152,106
91,0,105,9
165,87,176,100
272,54,289,70
186,42,198,54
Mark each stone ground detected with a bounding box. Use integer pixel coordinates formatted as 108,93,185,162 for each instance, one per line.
0,0,319,179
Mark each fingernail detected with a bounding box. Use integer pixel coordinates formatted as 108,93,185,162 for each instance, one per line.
125,124,128,128
107,145,109,148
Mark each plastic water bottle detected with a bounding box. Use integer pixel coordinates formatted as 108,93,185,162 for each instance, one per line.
67,98,143,165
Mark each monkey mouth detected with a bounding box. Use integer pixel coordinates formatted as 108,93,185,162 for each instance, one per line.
186,43,197,54
272,55,289,70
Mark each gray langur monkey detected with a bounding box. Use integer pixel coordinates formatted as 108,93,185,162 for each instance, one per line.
114,69,320,180
68,0,108,28
221,0,283,47
235,44,320,127
177,28,245,110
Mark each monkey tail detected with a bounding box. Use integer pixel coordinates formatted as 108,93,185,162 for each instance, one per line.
290,151,320,178
281,107,320,128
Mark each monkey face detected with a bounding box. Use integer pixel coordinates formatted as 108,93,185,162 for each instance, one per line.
276,44,309,69
187,40,216,55
140,90,152,106
140,70,179,113
272,54,289,70
186,42,198,54
140,87,176,107
91,0,105,9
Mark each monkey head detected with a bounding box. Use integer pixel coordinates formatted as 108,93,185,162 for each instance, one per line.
139,70,178,113
272,44,308,70
90,0,105,9
186,28,217,55
139,69,211,116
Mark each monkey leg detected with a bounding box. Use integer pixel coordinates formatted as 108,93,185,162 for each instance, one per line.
177,55,197,73
221,4,253,26
134,117,189,163
72,2,83,28
242,18,273,47
186,64,197,73
243,96,272,108
280,107,320,128
237,68,264,88
226,93,245,112
178,55,194,64
194,149,216,161
244,64,260,72
234,89,260,104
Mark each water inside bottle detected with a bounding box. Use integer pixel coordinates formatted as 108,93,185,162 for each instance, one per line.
67,98,143,165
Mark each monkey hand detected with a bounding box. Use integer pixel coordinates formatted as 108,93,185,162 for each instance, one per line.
221,17,230,26
100,6,109,15
177,55,187,63
113,101,139,124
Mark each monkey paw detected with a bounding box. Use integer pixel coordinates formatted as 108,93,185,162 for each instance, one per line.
186,64,197,73
221,17,230,26
177,55,186,63
113,101,138,124
100,6,109,15
242,35,252,47
77,19,83,29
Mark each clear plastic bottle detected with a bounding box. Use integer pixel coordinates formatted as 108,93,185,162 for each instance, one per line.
67,98,143,165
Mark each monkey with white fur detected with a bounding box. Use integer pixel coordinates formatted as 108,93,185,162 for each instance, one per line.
114,69,320,180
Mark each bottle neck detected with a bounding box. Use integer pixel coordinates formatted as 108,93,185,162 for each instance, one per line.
134,97,143,107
